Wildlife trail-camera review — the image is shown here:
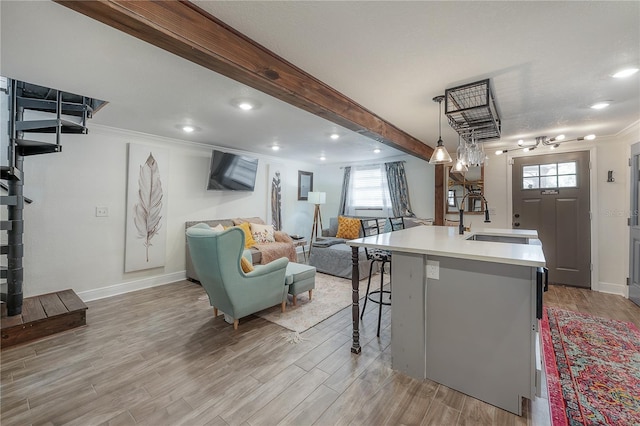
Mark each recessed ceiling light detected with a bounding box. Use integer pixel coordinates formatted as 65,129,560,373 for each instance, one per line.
612,68,639,78
495,149,505,155
523,147,530,153
584,134,596,140
320,156,326,161
182,125,195,133
590,102,610,110
373,148,381,154
231,98,260,111
330,133,340,140
517,139,524,146
555,134,565,141
271,145,280,151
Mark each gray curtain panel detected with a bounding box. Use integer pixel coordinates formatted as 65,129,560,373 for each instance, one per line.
337,166,351,216
385,161,415,217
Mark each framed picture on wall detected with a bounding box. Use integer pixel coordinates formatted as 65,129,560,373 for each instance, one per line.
298,170,313,200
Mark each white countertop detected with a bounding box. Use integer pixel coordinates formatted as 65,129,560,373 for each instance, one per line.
347,226,546,267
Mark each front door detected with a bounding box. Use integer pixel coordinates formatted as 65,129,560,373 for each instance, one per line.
512,151,591,288
630,143,640,306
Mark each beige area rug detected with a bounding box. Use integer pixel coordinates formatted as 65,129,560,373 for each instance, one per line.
255,272,390,333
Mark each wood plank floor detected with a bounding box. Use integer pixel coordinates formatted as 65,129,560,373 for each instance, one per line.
1,290,88,348
1,281,638,425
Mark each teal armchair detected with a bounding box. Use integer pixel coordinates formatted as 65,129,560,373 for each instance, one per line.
186,224,290,329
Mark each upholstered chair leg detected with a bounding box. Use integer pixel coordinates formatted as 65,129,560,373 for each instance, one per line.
281,301,286,312
233,319,239,330
308,289,313,300
214,307,218,317
292,295,298,306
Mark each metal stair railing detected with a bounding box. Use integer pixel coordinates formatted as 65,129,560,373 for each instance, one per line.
1,78,102,315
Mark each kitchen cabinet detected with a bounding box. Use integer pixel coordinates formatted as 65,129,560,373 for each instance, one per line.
348,226,545,415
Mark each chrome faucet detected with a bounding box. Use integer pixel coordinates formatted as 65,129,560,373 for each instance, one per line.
459,192,491,234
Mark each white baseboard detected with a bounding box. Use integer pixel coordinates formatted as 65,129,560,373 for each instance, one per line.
597,281,628,297
77,271,187,302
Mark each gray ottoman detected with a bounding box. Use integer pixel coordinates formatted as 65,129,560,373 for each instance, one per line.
285,263,316,305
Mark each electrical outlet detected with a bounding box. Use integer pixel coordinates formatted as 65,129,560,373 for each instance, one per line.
426,260,439,280
95,207,109,217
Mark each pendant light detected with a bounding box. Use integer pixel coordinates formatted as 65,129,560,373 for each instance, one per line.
429,95,452,164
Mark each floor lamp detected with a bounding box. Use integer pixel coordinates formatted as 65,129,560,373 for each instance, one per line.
307,191,326,256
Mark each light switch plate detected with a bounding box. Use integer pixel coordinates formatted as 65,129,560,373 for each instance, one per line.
426,260,439,280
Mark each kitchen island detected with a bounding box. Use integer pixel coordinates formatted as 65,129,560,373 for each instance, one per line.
347,226,546,415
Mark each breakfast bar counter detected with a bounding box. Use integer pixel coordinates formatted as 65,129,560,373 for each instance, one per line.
347,225,546,415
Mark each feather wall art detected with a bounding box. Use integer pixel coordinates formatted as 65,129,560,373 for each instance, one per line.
125,143,169,272
134,153,163,262
267,163,285,232
271,170,282,231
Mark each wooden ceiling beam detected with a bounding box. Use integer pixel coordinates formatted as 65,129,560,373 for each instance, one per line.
54,0,433,161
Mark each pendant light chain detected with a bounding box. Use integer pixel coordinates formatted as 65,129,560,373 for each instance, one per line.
438,97,442,141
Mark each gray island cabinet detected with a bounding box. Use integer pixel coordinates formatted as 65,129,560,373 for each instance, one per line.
347,226,546,416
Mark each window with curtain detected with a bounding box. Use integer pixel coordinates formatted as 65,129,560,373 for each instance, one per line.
345,165,393,215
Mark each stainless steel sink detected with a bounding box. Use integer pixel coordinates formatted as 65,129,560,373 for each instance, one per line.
466,234,531,244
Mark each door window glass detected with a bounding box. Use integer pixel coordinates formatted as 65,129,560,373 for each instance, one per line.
523,165,539,178
540,164,557,176
523,178,539,189
522,161,578,189
558,162,576,175
558,175,577,187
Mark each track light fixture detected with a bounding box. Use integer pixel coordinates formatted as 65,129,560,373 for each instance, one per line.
494,134,596,155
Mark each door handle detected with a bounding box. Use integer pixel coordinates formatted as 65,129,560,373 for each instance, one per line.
543,267,549,292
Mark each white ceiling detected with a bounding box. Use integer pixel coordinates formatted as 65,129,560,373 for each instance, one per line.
2,1,639,164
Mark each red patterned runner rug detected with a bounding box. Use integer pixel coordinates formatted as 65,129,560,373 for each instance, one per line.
542,307,640,425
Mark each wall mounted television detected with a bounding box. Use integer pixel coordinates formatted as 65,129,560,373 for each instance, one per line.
207,149,259,191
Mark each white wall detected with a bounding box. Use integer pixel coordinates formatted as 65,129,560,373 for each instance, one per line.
25,118,635,301
481,122,640,296
19,124,317,300
314,154,435,225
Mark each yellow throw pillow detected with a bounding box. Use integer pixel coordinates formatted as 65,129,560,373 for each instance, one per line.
240,256,254,273
336,216,361,239
236,222,256,248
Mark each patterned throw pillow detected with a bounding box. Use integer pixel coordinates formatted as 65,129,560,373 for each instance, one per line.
211,224,224,232
251,223,276,244
240,256,254,273
235,222,256,248
336,216,361,239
